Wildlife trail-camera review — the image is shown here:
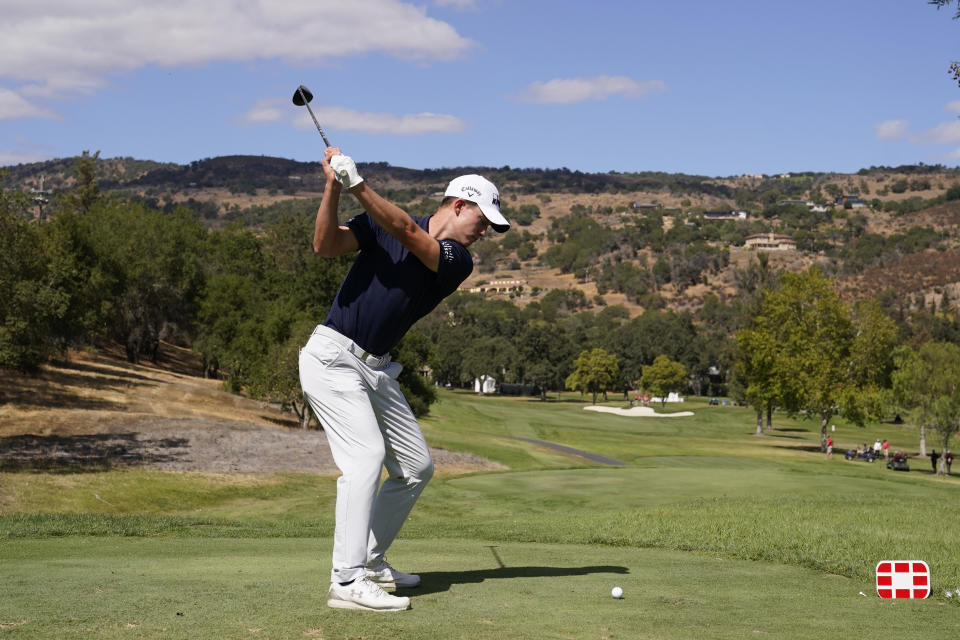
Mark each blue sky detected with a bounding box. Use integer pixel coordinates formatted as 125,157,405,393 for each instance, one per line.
2,1,960,176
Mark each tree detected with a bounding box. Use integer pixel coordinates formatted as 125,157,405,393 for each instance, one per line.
930,1,960,86
892,341,960,473
604,309,697,390
0,182,68,368
85,201,206,363
246,321,315,428
392,329,438,417
59,151,103,215
640,355,687,406
730,254,781,432
516,319,576,400
462,336,514,389
734,323,780,435
565,348,619,404
739,268,895,449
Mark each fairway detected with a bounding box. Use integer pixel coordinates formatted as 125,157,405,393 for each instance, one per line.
3,391,960,639
3,537,956,640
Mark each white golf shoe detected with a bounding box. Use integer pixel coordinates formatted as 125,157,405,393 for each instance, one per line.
327,577,411,611
365,559,421,589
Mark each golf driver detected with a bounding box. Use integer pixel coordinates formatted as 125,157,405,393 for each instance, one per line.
292,85,332,147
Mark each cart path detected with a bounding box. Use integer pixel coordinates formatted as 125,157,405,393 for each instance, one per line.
506,435,627,466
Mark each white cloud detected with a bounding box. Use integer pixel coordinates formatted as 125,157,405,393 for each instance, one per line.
0,149,55,166
435,0,476,8
910,121,960,145
0,1,474,99
295,106,467,135
874,119,908,140
877,105,960,159
239,99,288,125
241,97,468,135
0,88,59,120
515,76,666,104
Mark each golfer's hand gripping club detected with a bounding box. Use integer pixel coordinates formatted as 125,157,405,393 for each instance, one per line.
330,154,363,189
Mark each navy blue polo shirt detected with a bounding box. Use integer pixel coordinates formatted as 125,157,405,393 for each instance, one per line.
323,212,473,355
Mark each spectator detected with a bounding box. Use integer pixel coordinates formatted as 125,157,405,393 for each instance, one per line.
946,451,954,475
931,449,940,473
882,439,890,461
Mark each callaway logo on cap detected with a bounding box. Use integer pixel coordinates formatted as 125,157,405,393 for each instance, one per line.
444,174,510,232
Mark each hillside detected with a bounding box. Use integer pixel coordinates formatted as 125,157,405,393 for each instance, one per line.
5,155,960,317
0,344,499,473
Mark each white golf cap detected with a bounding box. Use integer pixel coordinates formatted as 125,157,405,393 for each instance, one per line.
444,174,510,232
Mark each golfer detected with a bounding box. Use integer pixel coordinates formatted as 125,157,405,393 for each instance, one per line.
299,147,509,611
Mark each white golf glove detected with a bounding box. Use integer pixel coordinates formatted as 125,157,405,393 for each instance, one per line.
330,154,364,188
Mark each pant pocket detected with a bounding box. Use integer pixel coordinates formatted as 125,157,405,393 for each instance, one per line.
301,335,344,370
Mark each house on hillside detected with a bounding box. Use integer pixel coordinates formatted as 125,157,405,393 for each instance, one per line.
632,201,662,210
466,279,526,294
703,210,747,221
745,233,796,251
835,194,867,209
778,199,828,213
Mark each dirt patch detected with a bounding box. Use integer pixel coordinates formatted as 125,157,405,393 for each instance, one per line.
0,417,500,474
0,348,503,475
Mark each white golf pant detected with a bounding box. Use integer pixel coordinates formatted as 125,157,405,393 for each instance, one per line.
299,324,434,584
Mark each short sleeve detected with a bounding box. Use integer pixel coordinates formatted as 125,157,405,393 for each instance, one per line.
436,239,474,290
346,213,376,250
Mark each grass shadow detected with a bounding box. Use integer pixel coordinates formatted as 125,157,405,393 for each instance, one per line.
769,443,823,453
262,416,302,429
51,359,155,383
0,432,190,472
411,565,630,596
0,365,154,412
97,340,203,378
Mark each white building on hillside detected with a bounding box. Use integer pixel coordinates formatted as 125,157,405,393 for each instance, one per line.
745,233,796,251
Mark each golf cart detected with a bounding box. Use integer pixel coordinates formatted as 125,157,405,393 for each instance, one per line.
887,452,910,472
844,448,876,462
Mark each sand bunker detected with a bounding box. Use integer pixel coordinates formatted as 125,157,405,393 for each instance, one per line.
584,405,694,418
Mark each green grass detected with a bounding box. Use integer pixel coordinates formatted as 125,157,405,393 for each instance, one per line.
3,391,960,638
4,538,959,640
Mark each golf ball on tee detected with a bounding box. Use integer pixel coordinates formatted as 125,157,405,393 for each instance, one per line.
611,586,624,599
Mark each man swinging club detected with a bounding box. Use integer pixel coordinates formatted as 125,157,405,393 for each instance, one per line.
299,146,509,611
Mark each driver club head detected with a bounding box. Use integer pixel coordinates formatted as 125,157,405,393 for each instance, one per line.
292,85,313,106
292,84,333,147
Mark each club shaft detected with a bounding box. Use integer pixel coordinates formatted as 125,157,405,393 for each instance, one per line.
297,88,332,147
306,103,332,147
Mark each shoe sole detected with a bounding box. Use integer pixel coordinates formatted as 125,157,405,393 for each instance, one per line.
327,598,410,612
367,579,421,590
366,574,421,590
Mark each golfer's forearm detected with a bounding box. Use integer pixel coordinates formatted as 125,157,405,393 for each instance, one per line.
350,182,440,271
313,180,343,255
349,183,419,242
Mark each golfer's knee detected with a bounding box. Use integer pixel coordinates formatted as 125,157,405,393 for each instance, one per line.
394,455,432,486
413,457,434,484
423,457,435,481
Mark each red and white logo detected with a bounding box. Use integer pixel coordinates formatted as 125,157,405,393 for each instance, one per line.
876,561,930,599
